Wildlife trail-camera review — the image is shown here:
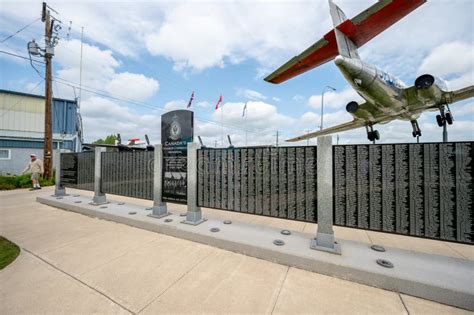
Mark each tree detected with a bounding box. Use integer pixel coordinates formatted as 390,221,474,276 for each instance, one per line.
92,134,117,145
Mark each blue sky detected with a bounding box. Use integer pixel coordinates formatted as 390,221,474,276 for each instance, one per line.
0,0,473,146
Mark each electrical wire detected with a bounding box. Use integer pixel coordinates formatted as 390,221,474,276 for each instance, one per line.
0,17,41,43
52,76,275,136
0,49,45,64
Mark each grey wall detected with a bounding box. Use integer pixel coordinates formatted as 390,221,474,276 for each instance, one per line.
0,148,64,175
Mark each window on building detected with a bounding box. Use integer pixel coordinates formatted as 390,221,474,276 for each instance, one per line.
0,149,11,160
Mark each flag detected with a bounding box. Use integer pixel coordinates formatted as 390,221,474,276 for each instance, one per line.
187,91,194,108
242,102,247,117
215,95,222,110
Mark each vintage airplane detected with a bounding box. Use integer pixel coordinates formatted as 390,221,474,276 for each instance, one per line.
264,0,474,142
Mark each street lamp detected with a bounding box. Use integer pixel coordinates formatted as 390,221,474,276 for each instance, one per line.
320,85,336,130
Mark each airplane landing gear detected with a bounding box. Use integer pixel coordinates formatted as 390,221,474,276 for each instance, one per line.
366,125,380,142
411,120,421,138
436,105,454,126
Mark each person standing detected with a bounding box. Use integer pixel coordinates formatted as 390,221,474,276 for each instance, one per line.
22,154,44,190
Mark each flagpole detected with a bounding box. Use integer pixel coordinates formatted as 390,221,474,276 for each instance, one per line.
221,103,223,148
245,106,248,147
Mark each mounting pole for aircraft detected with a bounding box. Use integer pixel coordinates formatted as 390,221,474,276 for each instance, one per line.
321,86,336,130
443,123,448,142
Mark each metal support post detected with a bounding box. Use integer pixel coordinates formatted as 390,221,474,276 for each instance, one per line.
148,144,169,218
311,136,341,254
90,147,107,205
182,142,206,225
53,148,66,196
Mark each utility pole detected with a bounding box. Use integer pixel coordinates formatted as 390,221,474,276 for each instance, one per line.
42,2,54,179
275,130,279,147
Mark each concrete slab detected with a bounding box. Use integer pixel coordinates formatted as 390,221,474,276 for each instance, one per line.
273,267,407,315
37,194,474,311
141,249,287,314
445,242,474,261
366,230,465,259
401,294,471,314
80,236,213,313
41,226,159,276
0,251,130,315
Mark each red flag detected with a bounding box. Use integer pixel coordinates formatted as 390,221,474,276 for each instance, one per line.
215,95,222,110
187,91,194,108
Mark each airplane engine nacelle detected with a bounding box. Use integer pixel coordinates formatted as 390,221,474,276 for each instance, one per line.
415,74,447,102
346,101,359,113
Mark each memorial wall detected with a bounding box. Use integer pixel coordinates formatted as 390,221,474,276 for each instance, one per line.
197,146,318,222
101,151,154,200
60,152,95,191
334,142,473,243
198,142,473,244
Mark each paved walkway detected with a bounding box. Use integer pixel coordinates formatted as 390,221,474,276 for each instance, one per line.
0,187,472,314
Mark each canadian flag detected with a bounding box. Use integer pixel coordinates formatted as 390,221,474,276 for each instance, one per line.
215,95,223,110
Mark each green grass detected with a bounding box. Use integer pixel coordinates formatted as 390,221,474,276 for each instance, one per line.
0,174,55,190
0,237,20,270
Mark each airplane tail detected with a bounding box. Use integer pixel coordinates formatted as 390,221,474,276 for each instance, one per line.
329,0,360,59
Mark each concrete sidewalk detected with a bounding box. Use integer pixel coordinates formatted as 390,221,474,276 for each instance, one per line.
1,187,472,314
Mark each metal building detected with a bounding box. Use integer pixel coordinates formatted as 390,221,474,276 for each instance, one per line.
0,89,82,175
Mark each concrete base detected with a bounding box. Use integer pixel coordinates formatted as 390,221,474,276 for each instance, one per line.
53,187,67,197
90,194,107,206
147,212,171,219
150,205,168,218
182,211,207,226
37,194,474,311
181,218,208,226
310,236,341,255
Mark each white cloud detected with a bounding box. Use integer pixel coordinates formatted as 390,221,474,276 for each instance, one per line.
292,95,304,102
105,72,159,101
236,88,267,101
196,101,210,108
417,41,474,90
163,100,187,112
145,1,326,71
308,86,363,110
272,97,281,102
80,96,160,142
418,42,474,77
192,101,295,147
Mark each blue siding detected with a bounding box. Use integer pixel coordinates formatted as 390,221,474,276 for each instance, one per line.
0,139,73,150
52,99,77,135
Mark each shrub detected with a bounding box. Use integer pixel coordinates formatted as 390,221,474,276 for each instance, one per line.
0,174,55,190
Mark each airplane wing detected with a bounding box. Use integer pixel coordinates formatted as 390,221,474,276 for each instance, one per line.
403,85,474,110
287,120,366,142
445,85,474,104
265,0,426,84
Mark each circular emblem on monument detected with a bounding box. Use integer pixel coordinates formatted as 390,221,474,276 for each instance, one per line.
169,115,182,141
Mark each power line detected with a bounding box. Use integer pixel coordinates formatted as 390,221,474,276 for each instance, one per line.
52,76,275,136
0,49,45,64
0,17,41,43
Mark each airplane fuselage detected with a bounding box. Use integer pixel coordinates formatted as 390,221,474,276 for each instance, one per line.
334,55,422,124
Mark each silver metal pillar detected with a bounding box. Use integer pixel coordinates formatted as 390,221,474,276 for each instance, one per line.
90,147,107,205
53,148,66,196
148,144,169,218
182,142,206,225
311,136,341,254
